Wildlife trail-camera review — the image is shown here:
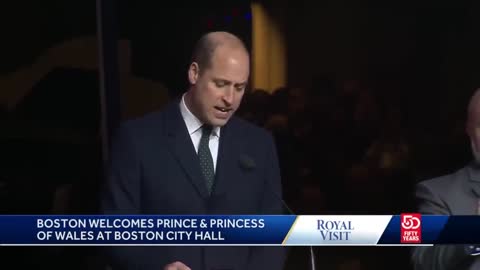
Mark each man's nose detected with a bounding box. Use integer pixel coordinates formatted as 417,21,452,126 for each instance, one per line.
222,88,234,106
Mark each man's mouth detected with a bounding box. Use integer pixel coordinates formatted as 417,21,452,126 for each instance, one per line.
214,106,232,113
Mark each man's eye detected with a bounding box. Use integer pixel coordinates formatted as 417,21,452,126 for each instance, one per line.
215,82,226,87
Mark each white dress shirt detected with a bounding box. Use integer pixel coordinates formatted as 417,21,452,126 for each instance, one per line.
179,94,220,171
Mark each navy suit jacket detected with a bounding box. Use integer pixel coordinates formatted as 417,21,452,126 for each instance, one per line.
101,100,286,270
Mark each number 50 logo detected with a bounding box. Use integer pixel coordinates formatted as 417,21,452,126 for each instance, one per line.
400,213,422,244
401,214,421,230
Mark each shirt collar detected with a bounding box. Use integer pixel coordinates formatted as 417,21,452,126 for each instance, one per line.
179,93,220,137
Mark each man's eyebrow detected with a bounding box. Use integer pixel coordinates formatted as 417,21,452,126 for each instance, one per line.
213,78,231,84
213,78,247,87
234,82,247,87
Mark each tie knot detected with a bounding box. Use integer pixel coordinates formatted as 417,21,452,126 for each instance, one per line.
202,125,213,138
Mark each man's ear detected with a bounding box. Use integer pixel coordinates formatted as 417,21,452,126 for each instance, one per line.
188,62,200,85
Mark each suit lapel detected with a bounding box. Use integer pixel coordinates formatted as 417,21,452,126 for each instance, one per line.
212,118,242,196
165,102,209,199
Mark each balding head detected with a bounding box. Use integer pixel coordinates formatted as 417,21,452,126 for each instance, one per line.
185,31,250,127
191,31,248,74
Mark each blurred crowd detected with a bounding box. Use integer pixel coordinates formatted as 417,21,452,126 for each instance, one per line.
237,77,470,216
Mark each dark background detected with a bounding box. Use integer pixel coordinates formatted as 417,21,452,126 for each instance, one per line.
0,0,479,269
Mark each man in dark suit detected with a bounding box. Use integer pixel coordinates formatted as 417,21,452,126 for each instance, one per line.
100,31,286,270
411,89,480,270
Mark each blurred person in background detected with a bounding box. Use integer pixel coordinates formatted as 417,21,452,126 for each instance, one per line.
412,88,480,270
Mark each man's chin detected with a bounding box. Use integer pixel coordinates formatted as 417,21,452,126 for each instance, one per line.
209,117,229,127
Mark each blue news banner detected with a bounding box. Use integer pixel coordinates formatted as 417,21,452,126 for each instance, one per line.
0,215,478,245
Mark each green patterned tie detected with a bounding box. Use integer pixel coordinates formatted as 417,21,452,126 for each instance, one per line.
198,125,215,194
